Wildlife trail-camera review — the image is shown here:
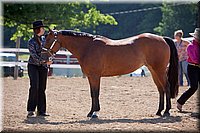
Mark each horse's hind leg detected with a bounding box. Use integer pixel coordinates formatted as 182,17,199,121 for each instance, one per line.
163,81,171,116
157,89,164,116
154,70,171,116
151,67,171,116
150,70,164,116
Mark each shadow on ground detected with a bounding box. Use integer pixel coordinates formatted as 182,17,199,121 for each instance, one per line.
23,115,182,125
180,111,200,119
23,117,66,125
67,115,182,125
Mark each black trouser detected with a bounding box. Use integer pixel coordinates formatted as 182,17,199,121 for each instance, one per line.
27,63,48,114
177,64,200,105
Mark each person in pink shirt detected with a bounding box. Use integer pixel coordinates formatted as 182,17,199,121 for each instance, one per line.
177,28,200,111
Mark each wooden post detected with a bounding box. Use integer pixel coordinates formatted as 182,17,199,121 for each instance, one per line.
13,37,20,80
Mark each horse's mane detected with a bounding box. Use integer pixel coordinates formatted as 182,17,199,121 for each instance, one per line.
59,30,94,38
59,30,106,39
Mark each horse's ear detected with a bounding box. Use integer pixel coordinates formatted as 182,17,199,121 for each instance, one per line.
47,27,53,34
53,26,57,30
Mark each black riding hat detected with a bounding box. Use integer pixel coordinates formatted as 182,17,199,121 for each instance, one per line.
31,20,48,29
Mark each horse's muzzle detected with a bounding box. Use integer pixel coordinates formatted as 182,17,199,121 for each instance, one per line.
41,49,52,62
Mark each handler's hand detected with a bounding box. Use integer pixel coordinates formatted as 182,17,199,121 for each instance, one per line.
46,61,53,65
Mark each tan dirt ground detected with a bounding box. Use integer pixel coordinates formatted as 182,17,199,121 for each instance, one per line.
2,76,199,132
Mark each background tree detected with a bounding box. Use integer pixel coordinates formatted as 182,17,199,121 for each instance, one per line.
3,2,117,43
154,2,198,37
3,2,198,48
94,3,162,39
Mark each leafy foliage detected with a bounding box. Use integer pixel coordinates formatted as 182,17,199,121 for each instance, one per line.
154,2,198,37
3,2,198,48
93,3,162,39
3,2,117,41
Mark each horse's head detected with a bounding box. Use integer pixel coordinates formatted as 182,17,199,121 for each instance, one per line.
41,29,62,61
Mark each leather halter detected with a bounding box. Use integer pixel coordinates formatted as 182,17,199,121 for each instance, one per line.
42,31,61,60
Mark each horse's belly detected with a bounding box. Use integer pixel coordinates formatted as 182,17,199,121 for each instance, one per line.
101,59,143,77
102,69,137,77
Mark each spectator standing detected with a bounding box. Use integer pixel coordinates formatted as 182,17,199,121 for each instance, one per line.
174,30,190,86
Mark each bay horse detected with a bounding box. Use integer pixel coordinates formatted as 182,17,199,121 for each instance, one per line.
42,30,179,118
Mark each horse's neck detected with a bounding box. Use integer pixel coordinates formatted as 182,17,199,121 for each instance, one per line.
61,36,92,60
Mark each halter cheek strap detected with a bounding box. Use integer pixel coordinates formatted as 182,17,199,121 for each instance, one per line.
50,39,57,50
49,31,61,52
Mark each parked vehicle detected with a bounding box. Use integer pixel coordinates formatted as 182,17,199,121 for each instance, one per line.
0,53,24,77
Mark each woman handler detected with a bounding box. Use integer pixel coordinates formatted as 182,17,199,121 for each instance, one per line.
177,28,200,111
27,20,52,117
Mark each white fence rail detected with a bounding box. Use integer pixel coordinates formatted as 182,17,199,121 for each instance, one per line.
0,61,81,69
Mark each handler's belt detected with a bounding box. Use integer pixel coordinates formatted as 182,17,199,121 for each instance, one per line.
188,63,200,68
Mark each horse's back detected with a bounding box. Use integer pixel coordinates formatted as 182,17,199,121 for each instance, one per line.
99,33,165,46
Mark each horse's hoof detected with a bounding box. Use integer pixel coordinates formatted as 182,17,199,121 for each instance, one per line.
156,112,162,116
163,112,170,117
87,114,92,118
87,112,93,118
91,114,98,119
90,111,98,119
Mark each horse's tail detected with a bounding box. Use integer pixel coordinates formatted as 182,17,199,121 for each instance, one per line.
163,37,179,98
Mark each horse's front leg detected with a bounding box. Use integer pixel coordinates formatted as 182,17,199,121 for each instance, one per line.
87,76,101,118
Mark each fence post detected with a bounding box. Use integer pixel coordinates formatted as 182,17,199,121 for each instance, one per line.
13,37,20,80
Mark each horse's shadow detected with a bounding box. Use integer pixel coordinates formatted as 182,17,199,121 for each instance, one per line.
23,115,181,125
67,115,182,125
23,112,199,125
